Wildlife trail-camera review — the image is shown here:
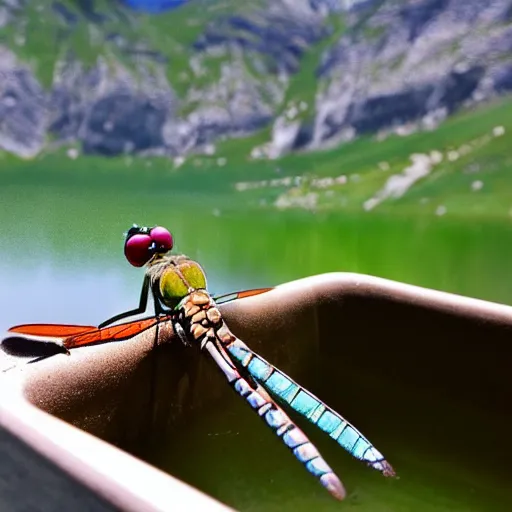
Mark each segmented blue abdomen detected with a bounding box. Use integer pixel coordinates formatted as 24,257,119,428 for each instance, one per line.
231,376,345,500
200,333,345,500
226,338,395,476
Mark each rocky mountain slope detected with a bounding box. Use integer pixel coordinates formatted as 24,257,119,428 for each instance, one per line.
1,0,512,160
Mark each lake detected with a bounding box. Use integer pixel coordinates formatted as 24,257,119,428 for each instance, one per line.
1,182,512,334
0,180,511,511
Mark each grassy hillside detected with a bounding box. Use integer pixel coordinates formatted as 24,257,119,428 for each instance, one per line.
2,95,511,219
1,1,243,89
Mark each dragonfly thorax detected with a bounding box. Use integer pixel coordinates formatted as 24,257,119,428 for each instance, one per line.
147,255,208,310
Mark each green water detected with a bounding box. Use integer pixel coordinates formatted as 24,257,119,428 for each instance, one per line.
1,181,512,510
2,183,512,329
153,393,511,512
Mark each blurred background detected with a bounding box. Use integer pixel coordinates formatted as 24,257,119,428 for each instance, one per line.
1,1,512,510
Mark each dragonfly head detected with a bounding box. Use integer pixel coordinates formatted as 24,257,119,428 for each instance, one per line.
124,225,174,267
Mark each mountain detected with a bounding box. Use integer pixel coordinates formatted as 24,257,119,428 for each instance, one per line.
1,0,512,160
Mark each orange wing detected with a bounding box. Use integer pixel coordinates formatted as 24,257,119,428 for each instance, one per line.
64,316,166,349
236,287,274,299
8,324,96,337
6,316,171,351
214,287,274,304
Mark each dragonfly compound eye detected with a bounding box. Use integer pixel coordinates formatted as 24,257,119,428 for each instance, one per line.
124,233,153,267
150,226,174,253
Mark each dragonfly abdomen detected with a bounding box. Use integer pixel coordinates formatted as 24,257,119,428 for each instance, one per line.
176,290,346,500
232,376,346,500
177,290,223,346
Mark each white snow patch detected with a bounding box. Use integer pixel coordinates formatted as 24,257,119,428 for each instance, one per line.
275,192,318,210
436,205,447,216
447,150,459,162
363,153,435,211
471,180,483,191
429,150,443,164
173,156,185,169
67,148,79,160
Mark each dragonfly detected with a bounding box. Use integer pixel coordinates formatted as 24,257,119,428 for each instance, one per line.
2,225,395,500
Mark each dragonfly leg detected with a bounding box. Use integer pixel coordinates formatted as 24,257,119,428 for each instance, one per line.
98,276,150,328
153,290,167,317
